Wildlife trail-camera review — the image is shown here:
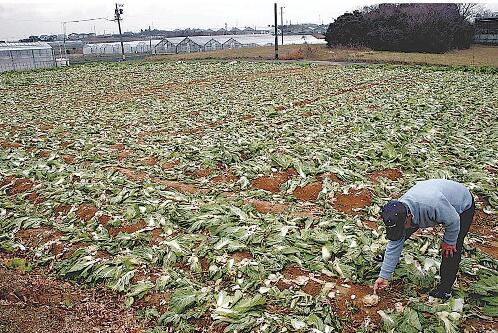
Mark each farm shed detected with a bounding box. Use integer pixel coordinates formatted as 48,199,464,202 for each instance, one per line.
48,40,84,55
474,15,498,45
0,42,54,73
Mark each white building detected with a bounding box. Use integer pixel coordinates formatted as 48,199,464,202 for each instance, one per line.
0,42,55,73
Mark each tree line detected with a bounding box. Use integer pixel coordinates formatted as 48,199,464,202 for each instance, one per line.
325,3,476,53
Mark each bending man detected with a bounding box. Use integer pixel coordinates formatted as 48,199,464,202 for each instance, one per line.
373,179,475,300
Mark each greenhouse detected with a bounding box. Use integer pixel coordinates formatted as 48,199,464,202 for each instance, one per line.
0,42,55,73
82,40,161,56
152,34,325,54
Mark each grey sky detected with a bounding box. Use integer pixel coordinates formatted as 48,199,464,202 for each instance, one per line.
1,0,497,41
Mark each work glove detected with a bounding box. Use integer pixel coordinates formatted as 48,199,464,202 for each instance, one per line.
441,242,457,258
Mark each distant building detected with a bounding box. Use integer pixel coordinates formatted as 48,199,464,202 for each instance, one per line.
48,41,84,55
474,13,498,45
0,42,54,73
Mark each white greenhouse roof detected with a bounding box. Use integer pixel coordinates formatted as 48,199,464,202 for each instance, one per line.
84,40,162,48
0,42,52,52
158,34,325,47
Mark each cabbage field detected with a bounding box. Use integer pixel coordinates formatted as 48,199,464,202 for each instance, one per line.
0,61,497,333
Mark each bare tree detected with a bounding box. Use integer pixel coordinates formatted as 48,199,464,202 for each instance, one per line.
457,3,484,21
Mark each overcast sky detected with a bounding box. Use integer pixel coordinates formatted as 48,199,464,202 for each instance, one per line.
1,0,497,41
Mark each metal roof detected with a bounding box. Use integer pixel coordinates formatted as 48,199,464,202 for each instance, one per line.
0,42,52,51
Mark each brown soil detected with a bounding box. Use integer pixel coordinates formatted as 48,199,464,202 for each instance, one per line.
75,204,98,222
27,192,46,205
149,228,164,244
116,168,207,194
60,141,73,148
293,181,322,201
369,168,403,183
317,172,343,183
16,227,63,250
186,168,212,178
334,189,372,215
118,150,132,161
231,251,253,262
470,208,497,238
0,141,22,149
282,265,309,279
117,168,149,182
211,172,239,183
190,313,227,333
246,199,288,214
251,168,297,193
110,143,126,151
135,291,170,313
0,266,147,333
142,156,158,166
161,160,180,170
109,219,147,237
462,318,498,332
334,282,403,331
53,205,72,217
7,178,34,195
62,155,75,164
39,124,53,131
240,115,253,121
152,177,208,195
98,215,112,226
302,279,322,296
37,149,51,158
476,241,498,259
362,220,378,230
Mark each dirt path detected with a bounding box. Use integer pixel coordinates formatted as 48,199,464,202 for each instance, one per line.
0,260,148,333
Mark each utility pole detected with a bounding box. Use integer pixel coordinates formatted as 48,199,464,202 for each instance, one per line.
280,6,285,45
62,22,67,57
274,3,278,60
114,3,125,61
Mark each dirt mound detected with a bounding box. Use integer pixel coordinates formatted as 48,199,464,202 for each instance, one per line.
161,160,180,170
334,281,403,331
302,279,322,296
186,167,212,178
37,149,51,158
117,150,131,161
16,227,63,250
293,181,322,201
282,265,309,279
0,266,147,333
110,143,126,151
117,168,148,182
231,251,253,262
246,199,288,214
53,205,72,217
334,189,372,215
62,155,75,164
0,141,22,149
251,168,297,193
152,177,208,195
27,192,45,205
211,172,239,183
142,156,158,166
109,219,147,237
369,168,403,182
75,204,98,221
4,178,34,195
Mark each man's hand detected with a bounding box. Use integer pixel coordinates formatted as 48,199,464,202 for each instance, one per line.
373,277,389,294
441,242,457,258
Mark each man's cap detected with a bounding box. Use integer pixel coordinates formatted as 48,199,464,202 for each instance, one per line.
381,200,407,241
